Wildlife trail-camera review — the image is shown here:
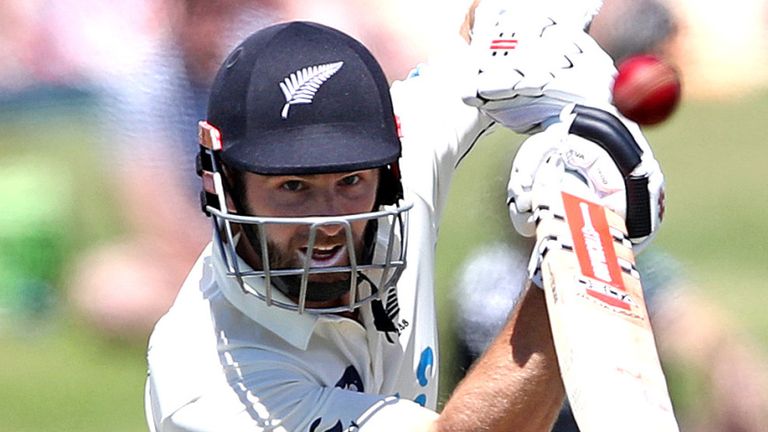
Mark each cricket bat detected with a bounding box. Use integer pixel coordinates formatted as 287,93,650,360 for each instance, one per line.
534,188,680,431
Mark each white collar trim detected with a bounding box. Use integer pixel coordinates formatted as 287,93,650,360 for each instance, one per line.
211,244,319,350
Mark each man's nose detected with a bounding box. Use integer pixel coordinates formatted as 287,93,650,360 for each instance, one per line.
311,194,348,236
313,219,346,238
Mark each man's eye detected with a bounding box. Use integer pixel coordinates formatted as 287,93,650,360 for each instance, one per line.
340,175,360,186
281,180,304,192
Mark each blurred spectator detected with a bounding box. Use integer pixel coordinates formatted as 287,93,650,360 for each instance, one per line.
589,0,678,64
282,0,427,81
589,0,768,99
0,1,41,91
66,0,284,340
669,0,768,98
0,0,159,92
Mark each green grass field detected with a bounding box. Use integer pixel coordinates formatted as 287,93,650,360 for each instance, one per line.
0,99,146,432
0,88,766,431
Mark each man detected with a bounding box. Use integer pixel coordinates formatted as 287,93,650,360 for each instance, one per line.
146,2,665,429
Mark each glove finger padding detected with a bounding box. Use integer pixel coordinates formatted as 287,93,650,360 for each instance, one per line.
507,105,665,253
507,132,560,237
507,121,608,238
464,0,616,133
469,0,604,40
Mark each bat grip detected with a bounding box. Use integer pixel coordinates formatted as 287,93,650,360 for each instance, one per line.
568,105,652,239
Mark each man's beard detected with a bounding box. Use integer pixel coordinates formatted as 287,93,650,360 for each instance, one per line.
240,223,373,303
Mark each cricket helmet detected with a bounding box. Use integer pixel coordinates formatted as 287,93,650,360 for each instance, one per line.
197,21,410,314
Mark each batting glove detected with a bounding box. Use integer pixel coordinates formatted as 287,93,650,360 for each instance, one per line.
507,104,665,252
463,0,616,133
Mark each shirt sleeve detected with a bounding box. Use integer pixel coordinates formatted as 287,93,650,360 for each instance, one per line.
389,36,497,226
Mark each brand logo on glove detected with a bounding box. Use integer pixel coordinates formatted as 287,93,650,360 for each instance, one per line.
490,37,518,53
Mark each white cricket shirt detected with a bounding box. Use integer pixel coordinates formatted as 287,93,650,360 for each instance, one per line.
146,48,495,432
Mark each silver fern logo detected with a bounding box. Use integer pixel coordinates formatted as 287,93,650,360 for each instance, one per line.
279,61,344,119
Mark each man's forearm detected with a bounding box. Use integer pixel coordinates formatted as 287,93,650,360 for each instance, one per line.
436,286,564,432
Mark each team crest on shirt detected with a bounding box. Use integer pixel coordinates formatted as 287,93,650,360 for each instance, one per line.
372,285,405,344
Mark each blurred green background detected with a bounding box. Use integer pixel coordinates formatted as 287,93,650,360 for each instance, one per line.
1,85,766,431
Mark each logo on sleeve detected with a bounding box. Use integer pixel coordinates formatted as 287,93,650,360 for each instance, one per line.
279,61,344,119
414,347,434,407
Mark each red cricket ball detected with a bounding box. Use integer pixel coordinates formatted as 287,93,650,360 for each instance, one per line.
612,54,682,126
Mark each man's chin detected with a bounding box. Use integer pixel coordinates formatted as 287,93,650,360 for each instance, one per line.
272,273,353,303
308,272,350,284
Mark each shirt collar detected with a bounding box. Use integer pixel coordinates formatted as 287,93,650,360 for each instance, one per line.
211,243,319,351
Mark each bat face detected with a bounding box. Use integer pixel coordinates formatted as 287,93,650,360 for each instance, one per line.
536,191,679,432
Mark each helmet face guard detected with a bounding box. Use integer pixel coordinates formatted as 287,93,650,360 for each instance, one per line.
198,120,411,314
209,203,411,314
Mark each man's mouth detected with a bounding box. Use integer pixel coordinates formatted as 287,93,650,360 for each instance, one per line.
298,244,348,268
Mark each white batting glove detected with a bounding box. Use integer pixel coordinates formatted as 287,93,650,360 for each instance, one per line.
463,0,616,133
507,105,665,252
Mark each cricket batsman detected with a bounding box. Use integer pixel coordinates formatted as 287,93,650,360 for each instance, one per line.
145,1,665,430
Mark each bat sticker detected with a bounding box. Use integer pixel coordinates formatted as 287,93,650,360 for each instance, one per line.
562,192,624,289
